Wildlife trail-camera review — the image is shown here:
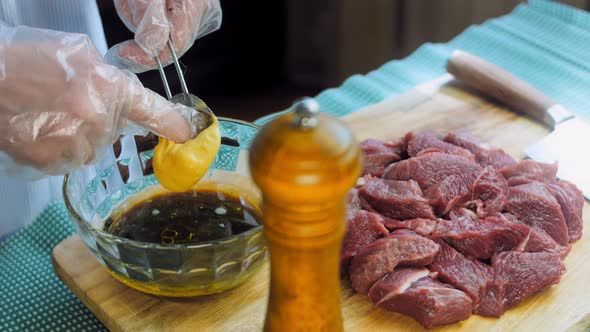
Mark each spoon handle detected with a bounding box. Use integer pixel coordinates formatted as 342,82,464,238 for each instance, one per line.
167,40,189,95
154,56,173,100
153,39,189,100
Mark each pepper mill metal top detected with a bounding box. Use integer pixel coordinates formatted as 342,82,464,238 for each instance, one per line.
292,97,320,129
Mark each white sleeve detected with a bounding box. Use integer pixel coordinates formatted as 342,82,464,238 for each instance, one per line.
0,0,108,238
0,0,108,54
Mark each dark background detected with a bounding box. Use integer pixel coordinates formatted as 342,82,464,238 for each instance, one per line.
98,1,317,122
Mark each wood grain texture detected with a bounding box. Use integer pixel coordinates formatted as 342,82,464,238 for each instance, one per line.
53,76,590,332
446,51,556,127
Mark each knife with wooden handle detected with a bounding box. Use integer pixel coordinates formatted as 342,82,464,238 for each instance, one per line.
446,50,590,200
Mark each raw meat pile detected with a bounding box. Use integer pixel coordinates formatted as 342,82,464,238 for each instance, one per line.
342,130,584,328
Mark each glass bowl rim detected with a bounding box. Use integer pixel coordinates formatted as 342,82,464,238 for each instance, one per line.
63,117,263,251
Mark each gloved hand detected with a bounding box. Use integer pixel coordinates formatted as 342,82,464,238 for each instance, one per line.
0,23,195,176
105,0,222,73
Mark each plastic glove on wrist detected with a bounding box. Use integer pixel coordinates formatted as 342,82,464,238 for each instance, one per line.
0,23,194,176
105,0,222,73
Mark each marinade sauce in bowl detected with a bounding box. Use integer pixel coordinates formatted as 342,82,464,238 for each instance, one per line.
104,189,262,245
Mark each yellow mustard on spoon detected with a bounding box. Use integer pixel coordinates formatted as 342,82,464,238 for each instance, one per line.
151,41,221,192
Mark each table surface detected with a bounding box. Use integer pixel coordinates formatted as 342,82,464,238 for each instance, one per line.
53,76,590,332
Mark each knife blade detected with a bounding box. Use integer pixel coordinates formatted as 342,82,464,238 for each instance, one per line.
446,50,590,200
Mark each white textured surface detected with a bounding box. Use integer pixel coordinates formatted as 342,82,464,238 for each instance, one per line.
0,0,107,237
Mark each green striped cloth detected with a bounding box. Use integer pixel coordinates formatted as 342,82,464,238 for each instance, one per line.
256,0,590,125
2,1,590,330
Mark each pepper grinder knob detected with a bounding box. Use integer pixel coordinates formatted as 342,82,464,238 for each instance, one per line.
293,97,320,129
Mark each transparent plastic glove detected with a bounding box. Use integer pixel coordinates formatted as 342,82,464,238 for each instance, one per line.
105,0,222,73
0,23,195,177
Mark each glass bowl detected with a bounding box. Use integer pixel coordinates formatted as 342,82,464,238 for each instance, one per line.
63,118,267,297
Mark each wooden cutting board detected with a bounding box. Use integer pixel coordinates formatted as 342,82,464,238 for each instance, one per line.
52,75,590,332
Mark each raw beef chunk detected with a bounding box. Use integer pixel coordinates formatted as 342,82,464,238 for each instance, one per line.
520,227,572,259
360,138,405,156
425,170,479,215
346,188,361,218
500,160,558,185
383,152,481,190
349,230,440,293
505,177,534,186
382,218,438,237
360,138,404,176
548,180,584,242
362,153,401,177
359,177,435,220
432,215,529,259
505,181,569,245
475,149,516,169
368,267,430,305
502,213,571,258
429,240,492,304
406,131,474,160
443,129,486,153
341,210,389,273
369,268,473,328
426,166,507,216
444,130,517,169
468,166,508,216
474,251,565,317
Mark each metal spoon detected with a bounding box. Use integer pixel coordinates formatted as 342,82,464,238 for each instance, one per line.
154,40,214,137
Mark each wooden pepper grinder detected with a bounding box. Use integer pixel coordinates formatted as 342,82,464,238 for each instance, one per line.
250,98,362,331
